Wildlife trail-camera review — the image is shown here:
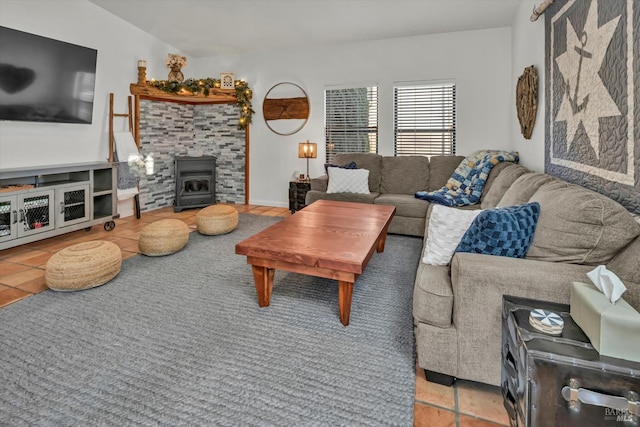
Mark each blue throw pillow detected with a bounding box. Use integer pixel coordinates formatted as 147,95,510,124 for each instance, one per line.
324,161,357,174
455,202,540,258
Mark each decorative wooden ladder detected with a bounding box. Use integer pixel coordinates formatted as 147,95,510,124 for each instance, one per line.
109,93,140,219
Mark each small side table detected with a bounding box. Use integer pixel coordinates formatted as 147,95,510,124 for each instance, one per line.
501,295,640,426
289,180,311,213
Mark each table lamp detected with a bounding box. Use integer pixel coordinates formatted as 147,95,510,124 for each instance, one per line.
298,140,317,180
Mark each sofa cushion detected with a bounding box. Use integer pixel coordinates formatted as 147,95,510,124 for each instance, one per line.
526,181,640,264
607,236,640,310
478,162,521,207
455,202,540,258
422,205,482,265
374,194,429,218
497,172,555,207
324,161,357,174
380,156,429,194
334,153,382,192
428,155,465,191
423,203,479,238
607,236,640,288
309,175,328,191
305,189,378,205
326,167,370,194
481,164,530,209
387,215,426,237
327,167,370,194
413,263,454,328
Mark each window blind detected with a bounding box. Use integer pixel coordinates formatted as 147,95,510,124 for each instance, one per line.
394,83,456,157
325,86,378,163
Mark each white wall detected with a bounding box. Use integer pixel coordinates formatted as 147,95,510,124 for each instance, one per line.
1,1,546,209
0,0,184,170
510,0,546,172
193,27,513,207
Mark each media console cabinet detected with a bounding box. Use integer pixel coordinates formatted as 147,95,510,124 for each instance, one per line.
0,162,118,251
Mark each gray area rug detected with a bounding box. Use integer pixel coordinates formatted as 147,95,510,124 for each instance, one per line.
0,214,421,426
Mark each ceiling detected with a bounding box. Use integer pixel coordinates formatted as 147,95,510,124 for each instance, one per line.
89,0,525,57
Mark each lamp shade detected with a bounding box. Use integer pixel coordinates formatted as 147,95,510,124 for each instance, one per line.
298,141,317,159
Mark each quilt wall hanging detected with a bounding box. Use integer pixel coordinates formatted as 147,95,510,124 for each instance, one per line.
545,0,639,215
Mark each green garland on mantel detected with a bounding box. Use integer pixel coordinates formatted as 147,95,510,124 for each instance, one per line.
148,78,254,130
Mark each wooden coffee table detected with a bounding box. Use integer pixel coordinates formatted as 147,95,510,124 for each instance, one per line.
235,200,396,326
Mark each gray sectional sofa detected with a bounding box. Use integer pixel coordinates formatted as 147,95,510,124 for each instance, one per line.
415,165,640,386
307,152,640,387
306,152,513,236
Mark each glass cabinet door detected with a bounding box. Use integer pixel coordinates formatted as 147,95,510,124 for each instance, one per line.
0,195,18,243
18,190,55,237
55,184,90,228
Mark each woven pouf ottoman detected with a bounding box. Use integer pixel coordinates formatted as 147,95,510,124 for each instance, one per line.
45,241,122,291
138,218,189,256
196,204,239,235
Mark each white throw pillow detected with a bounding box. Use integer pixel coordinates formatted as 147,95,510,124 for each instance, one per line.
326,167,370,194
422,205,482,265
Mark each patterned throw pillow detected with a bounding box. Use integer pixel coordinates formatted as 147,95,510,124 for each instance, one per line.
326,167,370,194
324,161,357,174
422,205,482,265
455,202,540,258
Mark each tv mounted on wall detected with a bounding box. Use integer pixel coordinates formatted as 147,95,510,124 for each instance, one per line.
0,26,97,124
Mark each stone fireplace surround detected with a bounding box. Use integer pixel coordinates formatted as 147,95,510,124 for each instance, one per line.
136,100,246,213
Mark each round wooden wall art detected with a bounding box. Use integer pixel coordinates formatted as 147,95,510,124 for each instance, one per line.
516,65,538,140
263,82,310,135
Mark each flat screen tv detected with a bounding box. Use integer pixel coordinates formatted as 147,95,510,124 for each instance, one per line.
0,26,97,124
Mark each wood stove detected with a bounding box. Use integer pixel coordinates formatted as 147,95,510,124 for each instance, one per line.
174,156,216,212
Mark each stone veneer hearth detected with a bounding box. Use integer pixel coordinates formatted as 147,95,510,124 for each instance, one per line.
136,100,246,212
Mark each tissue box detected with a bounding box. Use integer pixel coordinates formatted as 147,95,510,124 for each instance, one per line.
570,282,640,362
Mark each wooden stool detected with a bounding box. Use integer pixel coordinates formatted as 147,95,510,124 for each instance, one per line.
196,205,238,235
45,241,122,291
139,218,189,256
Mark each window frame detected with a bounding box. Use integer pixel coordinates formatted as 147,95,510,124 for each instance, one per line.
324,85,378,163
393,81,456,157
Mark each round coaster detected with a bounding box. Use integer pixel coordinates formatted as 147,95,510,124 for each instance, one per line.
529,308,564,335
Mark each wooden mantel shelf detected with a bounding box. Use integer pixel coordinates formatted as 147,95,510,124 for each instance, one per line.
130,83,237,105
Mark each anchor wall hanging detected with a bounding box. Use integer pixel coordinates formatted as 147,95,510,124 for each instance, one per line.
544,0,639,215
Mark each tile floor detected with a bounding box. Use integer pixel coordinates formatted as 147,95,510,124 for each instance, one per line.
0,204,510,427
